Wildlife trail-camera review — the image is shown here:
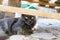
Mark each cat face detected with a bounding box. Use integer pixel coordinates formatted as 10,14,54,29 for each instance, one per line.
22,14,36,25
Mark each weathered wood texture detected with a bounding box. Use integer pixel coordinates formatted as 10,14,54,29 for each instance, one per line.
4,0,21,18
0,0,21,18
8,0,21,7
4,12,15,18
0,5,60,20
0,0,2,4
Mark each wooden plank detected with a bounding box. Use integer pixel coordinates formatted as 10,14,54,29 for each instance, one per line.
8,0,21,7
0,5,60,20
0,0,2,4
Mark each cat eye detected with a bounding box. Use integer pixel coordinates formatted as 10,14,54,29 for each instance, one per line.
25,17,28,19
32,17,34,19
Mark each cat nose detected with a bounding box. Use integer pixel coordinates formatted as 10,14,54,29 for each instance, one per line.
30,21,33,24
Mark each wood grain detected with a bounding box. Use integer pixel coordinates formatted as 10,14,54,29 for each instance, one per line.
0,0,3,4
8,0,21,7
0,5,60,20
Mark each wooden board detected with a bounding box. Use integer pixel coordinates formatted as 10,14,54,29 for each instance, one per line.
0,5,60,20
0,0,3,4
8,0,21,7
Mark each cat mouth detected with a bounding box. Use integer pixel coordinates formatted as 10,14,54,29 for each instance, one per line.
25,22,33,25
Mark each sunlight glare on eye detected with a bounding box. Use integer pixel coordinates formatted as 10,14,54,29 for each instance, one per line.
25,17,28,19
32,17,34,19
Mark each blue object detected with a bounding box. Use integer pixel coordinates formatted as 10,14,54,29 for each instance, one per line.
21,4,30,8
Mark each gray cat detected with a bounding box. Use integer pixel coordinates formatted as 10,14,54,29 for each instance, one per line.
11,14,36,35
0,14,36,36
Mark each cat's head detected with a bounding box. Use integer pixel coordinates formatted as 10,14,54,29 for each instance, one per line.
12,14,36,35
21,14,36,26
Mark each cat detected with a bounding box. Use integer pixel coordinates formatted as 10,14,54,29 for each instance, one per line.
0,18,19,40
0,14,36,36
0,19,9,40
0,14,36,40
11,14,36,35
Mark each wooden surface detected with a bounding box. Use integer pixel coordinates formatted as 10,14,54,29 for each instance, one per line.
0,5,60,20
0,0,2,4
8,0,21,7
